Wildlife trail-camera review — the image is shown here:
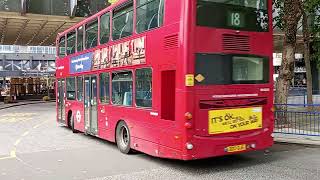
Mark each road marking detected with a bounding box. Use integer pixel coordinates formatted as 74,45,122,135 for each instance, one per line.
0,156,14,160
10,148,16,158
0,113,36,123
14,139,21,146
33,120,49,129
1,119,48,161
22,131,29,137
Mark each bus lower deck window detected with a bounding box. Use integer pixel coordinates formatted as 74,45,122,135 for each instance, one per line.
112,71,133,106
136,68,152,108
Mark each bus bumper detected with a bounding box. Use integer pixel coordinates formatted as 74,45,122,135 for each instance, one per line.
182,129,273,160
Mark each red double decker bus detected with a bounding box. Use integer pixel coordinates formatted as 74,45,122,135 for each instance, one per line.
56,0,273,160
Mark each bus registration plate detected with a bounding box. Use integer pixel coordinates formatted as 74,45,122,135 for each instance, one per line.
226,144,246,153
208,107,262,134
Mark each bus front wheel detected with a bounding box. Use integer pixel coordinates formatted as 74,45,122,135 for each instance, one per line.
116,121,131,154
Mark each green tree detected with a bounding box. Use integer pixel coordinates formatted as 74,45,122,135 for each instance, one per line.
274,0,320,111
273,0,303,111
302,0,320,110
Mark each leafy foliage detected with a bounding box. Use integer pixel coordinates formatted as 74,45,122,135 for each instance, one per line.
273,0,285,30
273,0,320,66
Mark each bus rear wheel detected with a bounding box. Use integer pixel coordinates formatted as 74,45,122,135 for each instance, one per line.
116,121,131,154
71,115,77,133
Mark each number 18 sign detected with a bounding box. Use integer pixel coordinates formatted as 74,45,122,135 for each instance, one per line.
227,11,245,28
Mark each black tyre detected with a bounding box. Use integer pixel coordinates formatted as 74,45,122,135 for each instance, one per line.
116,121,131,154
71,115,77,133
67,112,72,128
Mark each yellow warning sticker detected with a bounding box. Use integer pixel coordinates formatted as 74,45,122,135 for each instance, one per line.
185,74,194,87
195,74,205,82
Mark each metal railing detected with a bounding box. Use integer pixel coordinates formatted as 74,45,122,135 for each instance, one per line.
274,104,320,136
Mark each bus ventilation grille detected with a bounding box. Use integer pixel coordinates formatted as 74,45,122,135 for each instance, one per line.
222,34,250,52
164,34,179,49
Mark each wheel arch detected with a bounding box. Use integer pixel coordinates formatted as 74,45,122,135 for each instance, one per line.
67,110,73,128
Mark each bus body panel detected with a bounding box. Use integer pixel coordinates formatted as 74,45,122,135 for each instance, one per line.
55,0,274,160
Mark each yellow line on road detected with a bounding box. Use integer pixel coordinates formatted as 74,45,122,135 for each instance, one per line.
33,120,49,129
10,148,16,158
14,139,21,146
22,131,29,137
0,156,14,160
2,120,48,161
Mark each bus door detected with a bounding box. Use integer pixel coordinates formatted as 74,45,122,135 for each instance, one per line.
57,79,66,124
84,76,98,135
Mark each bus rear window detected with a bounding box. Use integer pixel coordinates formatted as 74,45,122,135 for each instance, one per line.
197,0,269,32
195,54,269,85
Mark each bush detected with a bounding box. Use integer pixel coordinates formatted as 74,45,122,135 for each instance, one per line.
42,96,51,102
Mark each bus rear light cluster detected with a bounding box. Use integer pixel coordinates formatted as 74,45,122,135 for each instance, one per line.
185,112,192,120
271,106,275,112
186,143,194,150
250,143,256,149
184,122,192,129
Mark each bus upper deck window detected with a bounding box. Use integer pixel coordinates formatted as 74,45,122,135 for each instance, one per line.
112,2,133,40
85,19,98,49
136,0,164,33
67,31,76,55
77,26,84,52
100,13,110,44
196,0,269,32
58,36,66,58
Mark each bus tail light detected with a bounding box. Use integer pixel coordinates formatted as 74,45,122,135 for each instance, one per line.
184,122,192,129
271,106,275,112
186,143,193,150
185,112,192,120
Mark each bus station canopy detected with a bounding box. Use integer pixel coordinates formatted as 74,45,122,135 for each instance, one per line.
0,11,83,46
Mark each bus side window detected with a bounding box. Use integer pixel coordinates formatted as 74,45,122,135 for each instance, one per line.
67,31,76,55
112,71,133,106
100,13,110,44
85,19,98,49
66,77,76,100
112,2,133,40
136,0,164,33
99,73,110,104
77,76,83,101
77,26,84,52
136,68,152,108
58,36,66,58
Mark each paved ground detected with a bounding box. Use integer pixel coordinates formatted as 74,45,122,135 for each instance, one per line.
0,103,320,180
0,100,53,110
